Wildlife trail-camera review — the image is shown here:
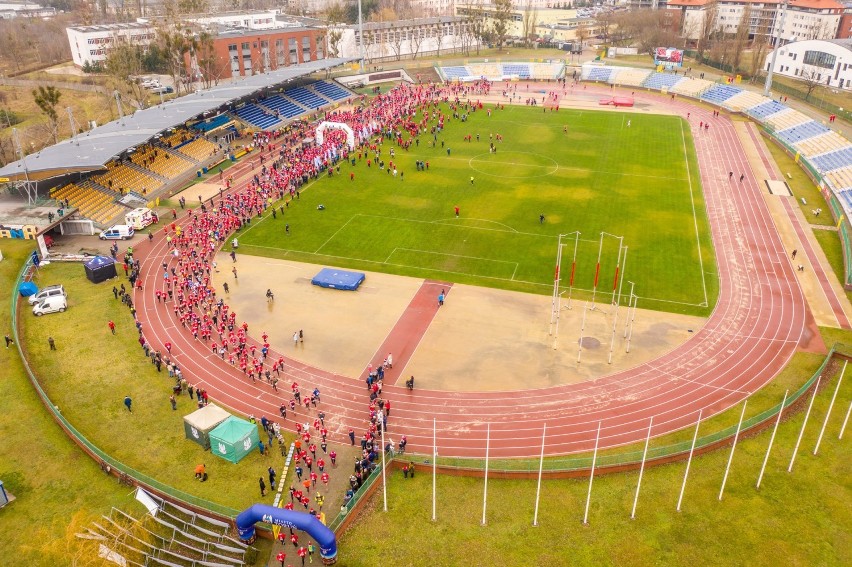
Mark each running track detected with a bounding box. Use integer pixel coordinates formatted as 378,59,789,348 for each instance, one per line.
136,88,813,459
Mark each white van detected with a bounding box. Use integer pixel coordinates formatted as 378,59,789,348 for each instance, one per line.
33,295,67,316
99,224,135,240
27,284,66,305
125,208,154,230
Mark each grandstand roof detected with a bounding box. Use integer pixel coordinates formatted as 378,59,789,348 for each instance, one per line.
0,57,355,183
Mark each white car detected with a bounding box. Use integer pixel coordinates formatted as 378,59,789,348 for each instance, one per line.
28,284,66,305
99,225,135,240
33,295,67,316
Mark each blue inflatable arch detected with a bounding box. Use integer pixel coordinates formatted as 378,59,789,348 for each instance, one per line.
236,505,337,563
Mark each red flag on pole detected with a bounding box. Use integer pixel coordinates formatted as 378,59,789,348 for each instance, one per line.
594,263,600,287
555,265,560,280
570,262,576,286
613,267,620,291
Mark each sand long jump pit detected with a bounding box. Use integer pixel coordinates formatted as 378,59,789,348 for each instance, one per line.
214,255,707,391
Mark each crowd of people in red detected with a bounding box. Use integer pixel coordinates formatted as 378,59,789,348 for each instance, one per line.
135,79,499,523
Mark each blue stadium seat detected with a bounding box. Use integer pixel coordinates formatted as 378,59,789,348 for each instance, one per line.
776,120,831,145
193,114,230,132
642,73,684,90
502,64,530,78
587,67,613,82
263,96,304,119
234,103,281,129
700,84,743,104
313,81,350,101
284,86,328,109
747,100,787,120
441,66,470,79
810,147,852,173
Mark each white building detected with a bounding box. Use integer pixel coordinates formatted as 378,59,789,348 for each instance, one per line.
184,10,281,31
66,22,157,68
331,16,479,62
668,0,844,44
764,38,852,88
0,2,56,19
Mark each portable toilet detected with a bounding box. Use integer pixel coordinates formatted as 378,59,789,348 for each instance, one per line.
125,208,153,230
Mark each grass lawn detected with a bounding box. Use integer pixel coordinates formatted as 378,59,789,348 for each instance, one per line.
0,241,128,564
340,366,851,567
238,105,716,316
18,261,296,514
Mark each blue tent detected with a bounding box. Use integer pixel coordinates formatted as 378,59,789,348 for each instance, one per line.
18,281,37,297
84,256,117,283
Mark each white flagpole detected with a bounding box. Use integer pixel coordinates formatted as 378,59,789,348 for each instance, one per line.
583,421,602,525
719,400,747,501
757,390,788,489
788,376,822,473
677,409,702,512
814,361,845,455
481,422,490,526
533,423,546,527
432,417,437,521
840,399,852,440
381,417,387,512
631,416,653,519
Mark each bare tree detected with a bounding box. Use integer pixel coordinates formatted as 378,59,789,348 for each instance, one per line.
749,16,772,82
388,25,404,60
521,1,539,48
410,27,424,60
492,0,513,50
695,0,719,62
730,4,752,72
323,2,347,58
797,64,826,101
103,43,150,109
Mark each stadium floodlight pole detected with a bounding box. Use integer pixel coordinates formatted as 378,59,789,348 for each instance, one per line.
677,409,702,512
719,400,748,501
763,0,790,97
549,233,565,336
624,281,636,339
533,422,546,527
380,418,387,512
577,302,589,363
840,399,852,440
432,417,437,522
583,421,602,525
590,233,605,309
814,361,845,455
631,416,653,520
481,422,490,526
565,231,580,311
757,390,788,489
607,244,626,364
788,376,822,473
358,0,365,72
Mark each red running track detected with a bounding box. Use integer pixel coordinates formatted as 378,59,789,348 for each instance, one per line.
136,90,814,459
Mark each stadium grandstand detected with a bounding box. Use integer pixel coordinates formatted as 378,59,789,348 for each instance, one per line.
0,57,356,227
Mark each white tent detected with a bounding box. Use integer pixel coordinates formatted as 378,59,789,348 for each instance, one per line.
183,404,231,450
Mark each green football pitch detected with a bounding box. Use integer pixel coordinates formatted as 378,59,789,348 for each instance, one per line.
237,104,718,316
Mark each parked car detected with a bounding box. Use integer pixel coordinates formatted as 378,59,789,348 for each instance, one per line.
27,284,66,305
99,225,135,240
33,295,67,316
151,86,174,94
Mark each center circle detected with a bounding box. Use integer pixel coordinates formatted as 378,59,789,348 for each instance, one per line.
468,151,559,179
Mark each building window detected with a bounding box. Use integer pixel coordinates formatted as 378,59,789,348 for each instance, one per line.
289,38,298,64
302,36,311,62
803,50,836,69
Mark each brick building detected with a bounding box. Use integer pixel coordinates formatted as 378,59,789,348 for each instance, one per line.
185,26,326,82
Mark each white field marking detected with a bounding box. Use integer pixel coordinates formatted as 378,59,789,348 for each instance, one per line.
681,119,709,308
242,243,709,307
385,247,519,278
314,214,357,254
239,176,323,238
405,152,689,182
356,213,558,239
431,218,520,233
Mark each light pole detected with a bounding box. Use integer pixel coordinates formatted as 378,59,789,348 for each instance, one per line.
764,0,790,96
358,0,365,72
